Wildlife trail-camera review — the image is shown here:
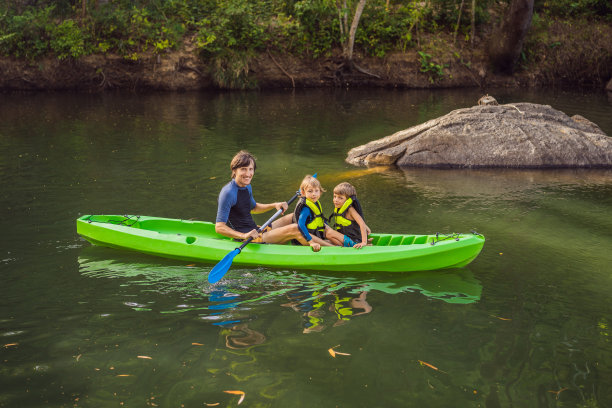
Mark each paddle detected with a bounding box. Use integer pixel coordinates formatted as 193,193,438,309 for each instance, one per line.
208,174,315,284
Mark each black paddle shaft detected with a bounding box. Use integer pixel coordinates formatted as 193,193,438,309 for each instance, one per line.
236,190,300,252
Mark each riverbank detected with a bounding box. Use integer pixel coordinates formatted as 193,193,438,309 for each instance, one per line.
1,17,611,92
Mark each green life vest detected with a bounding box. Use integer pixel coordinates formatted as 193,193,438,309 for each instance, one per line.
293,197,326,239
329,196,363,243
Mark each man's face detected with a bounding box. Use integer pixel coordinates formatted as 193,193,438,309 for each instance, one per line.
233,160,255,187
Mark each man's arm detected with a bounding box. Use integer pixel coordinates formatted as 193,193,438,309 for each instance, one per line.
215,222,258,241
251,201,288,214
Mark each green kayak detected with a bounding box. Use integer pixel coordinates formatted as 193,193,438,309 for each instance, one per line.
76,215,485,272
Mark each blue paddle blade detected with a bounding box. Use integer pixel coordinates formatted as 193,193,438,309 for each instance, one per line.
208,248,240,284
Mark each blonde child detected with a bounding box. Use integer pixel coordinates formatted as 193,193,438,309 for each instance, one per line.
328,182,370,249
292,175,340,252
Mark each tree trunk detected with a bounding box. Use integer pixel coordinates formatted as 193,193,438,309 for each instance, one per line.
454,0,465,45
345,0,367,61
471,0,475,47
487,0,534,73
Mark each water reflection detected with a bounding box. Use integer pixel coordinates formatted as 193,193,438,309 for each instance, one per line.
379,167,612,199
78,247,483,327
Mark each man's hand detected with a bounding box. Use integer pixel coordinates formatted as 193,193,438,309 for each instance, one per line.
275,201,289,214
242,229,260,241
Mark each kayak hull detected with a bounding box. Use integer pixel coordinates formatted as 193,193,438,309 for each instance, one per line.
76,215,485,272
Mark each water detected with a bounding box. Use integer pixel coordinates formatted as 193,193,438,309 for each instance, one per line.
1,89,611,407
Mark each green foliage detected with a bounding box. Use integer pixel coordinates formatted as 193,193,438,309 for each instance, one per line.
417,50,447,82
0,5,54,59
293,0,337,57
0,0,608,86
356,3,404,57
210,50,258,89
50,19,87,59
535,0,612,21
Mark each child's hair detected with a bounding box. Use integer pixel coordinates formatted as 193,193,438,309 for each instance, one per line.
300,175,326,192
230,150,256,177
333,182,357,197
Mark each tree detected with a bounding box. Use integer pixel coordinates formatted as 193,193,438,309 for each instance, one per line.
336,0,367,62
335,0,379,77
487,0,534,73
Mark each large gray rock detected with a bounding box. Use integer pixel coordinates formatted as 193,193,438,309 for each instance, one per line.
346,103,612,168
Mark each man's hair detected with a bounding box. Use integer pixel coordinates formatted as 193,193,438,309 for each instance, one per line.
230,150,257,178
300,175,325,193
333,182,357,197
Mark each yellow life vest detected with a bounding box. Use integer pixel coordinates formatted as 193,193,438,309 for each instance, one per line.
293,198,326,239
329,197,362,242
330,197,355,227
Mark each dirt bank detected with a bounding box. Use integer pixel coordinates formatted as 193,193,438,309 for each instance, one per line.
1,19,611,92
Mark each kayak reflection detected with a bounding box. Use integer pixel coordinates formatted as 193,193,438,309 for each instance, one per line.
282,285,372,333
78,247,482,330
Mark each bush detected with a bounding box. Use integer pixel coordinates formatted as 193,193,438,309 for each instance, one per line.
0,6,54,59
50,19,88,59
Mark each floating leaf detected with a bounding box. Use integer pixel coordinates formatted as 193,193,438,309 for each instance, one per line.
328,345,350,358
205,404,220,407
137,355,152,359
4,343,18,347
491,315,512,321
116,374,132,377
548,388,567,400
223,390,245,404
192,342,204,346
418,360,445,373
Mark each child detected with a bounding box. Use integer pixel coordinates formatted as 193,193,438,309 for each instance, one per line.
328,182,370,248
292,175,338,252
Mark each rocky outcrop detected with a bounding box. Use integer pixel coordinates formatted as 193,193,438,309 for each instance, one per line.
346,101,612,168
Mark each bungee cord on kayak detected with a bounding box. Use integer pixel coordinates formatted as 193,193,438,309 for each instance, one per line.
84,214,141,227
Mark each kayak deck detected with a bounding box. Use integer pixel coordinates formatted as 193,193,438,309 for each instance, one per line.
76,215,485,272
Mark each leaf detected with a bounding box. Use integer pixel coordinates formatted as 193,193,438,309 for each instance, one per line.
418,360,443,372
548,388,567,400
491,315,512,321
116,374,132,377
192,342,204,346
137,355,152,359
4,343,18,347
328,345,350,358
205,404,220,407
223,390,245,404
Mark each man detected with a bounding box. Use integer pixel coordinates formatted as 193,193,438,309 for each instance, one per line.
215,150,318,250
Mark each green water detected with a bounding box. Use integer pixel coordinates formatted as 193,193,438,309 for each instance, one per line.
1,89,611,407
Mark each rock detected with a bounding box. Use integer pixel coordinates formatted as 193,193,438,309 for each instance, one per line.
478,95,498,106
346,102,612,168
606,77,612,92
